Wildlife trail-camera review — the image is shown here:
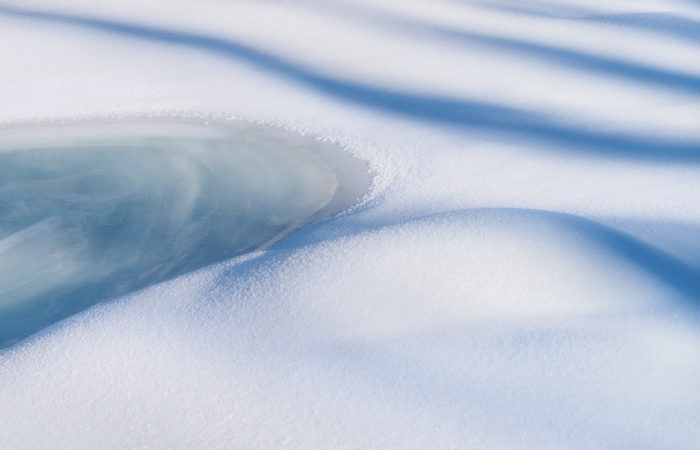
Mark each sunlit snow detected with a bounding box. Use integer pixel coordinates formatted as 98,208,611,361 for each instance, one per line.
0,0,699,448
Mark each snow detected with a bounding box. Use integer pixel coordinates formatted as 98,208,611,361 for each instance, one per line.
1,0,699,448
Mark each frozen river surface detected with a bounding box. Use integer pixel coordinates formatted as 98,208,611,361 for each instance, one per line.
0,121,364,347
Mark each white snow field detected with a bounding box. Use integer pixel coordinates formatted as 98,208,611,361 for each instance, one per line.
1,0,700,448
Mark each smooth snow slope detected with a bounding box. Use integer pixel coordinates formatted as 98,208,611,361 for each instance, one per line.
1,0,700,448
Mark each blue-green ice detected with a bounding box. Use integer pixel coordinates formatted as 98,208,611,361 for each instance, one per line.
0,121,346,347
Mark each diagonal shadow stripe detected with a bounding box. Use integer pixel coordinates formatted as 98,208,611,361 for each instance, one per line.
302,1,700,96
472,0,700,45
1,4,699,163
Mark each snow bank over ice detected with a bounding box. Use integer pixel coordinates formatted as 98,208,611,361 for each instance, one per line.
1,208,699,449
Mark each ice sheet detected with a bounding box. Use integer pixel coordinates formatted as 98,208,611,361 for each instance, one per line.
0,120,361,347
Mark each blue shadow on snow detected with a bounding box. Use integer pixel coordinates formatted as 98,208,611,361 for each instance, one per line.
0,4,699,163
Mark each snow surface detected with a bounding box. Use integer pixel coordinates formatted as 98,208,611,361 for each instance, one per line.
1,0,700,448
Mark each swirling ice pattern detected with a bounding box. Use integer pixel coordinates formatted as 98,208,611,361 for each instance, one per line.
0,122,338,347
